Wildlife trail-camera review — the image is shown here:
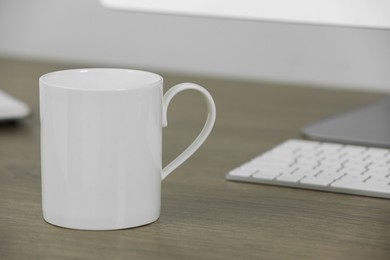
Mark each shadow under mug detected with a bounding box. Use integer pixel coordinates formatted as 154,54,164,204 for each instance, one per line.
39,68,216,230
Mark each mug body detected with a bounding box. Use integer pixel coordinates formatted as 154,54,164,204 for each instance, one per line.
40,69,163,230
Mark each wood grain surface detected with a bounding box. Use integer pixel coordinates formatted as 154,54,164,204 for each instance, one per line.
0,58,389,259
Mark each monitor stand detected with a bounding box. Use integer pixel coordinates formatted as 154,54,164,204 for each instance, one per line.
302,97,390,148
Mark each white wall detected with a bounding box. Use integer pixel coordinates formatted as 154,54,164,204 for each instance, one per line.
1,0,390,91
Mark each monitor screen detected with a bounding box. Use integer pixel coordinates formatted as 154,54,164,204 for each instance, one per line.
100,0,390,29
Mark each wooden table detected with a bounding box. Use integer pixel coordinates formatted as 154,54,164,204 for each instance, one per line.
1,58,389,259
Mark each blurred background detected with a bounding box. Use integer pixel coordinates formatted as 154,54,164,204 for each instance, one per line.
1,0,390,91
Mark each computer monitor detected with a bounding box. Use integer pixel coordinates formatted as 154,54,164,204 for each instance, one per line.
100,0,390,29
101,0,390,147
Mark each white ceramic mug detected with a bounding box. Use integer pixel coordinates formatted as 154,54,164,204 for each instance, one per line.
39,68,216,230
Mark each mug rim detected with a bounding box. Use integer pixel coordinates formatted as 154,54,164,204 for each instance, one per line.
39,68,163,91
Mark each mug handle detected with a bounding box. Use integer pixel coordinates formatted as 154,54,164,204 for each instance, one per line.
161,83,216,180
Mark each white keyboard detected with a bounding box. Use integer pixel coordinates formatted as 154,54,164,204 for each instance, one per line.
226,139,390,199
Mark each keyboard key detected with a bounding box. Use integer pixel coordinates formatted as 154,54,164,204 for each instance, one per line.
338,174,368,183
339,166,367,175
331,180,390,195
365,177,390,185
366,147,389,157
253,170,281,180
242,162,291,173
300,175,335,186
228,167,256,177
276,173,305,183
367,164,390,172
315,164,342,172
294,169,317,177
365,169,390,177
318,171,345,179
